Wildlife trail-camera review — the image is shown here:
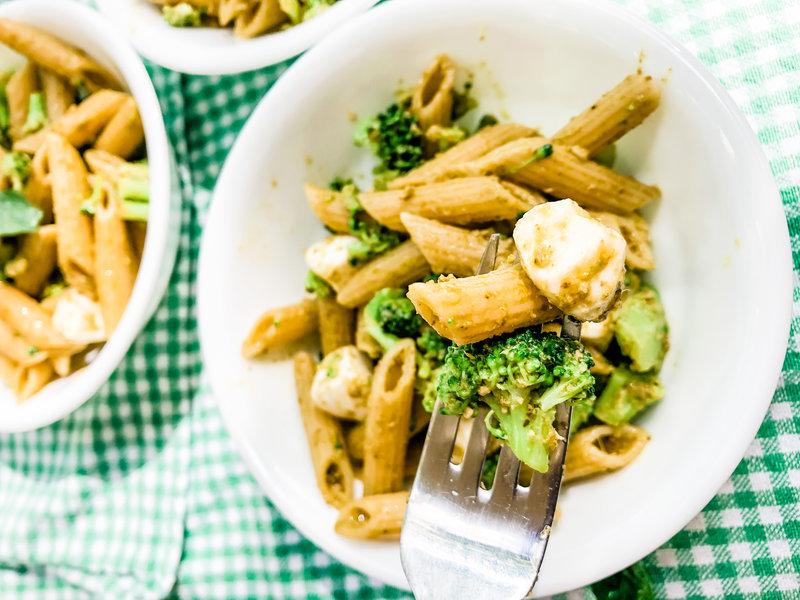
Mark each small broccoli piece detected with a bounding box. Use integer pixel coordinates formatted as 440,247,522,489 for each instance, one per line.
343,184,404,263
118,162,149,203
437,330,595,472
416,326,450,411
480,450,499,489
278,0,302,23
2,151,30,192
624,270,641,293
476,114,499,131
304,270,333,299
354,100,424,174
590,562,655,600
41,280,66,299
0,87,10,147
425,124,466,153
613,286,668,372
364,288,422,352
500,143,553,175
593,144,617,169
162,3,204,27
594,367,663,426
22,92,47,135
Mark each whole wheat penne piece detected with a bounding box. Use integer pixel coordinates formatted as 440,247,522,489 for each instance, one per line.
95,96,144,159
39,68,72,120
25,144,52,222
400,212,516,277
335,491,409,540
355,306,382,359
93,181,137,333
7,224,57,297
498,180,547,212
50,352,76,377
0,19,120,90
241,298,318,358
359,177,524,232
234,0,287,38
390,123,536,189
304,183,349,233
345,422,365,462
508,141,660,212
317,297,355,356
218,0,248,25
564,424,650,482
84,148,126,180
0,353,19,390
0,281,71,351
294,351,354,508
412,54,455,133
590,210,655,270
16,90,128,153
0,317,48,366
16,360,53,401
553,72,662,157
337,241,430,308
363,339,417,495
407,265,560,345
6,61,38,141
47,132,95,296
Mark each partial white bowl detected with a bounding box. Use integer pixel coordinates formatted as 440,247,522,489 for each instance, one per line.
98,0,380,75
197,0,793,594
0,0,179,433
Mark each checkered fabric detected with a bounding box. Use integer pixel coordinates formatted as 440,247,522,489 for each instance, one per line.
0,0,798,598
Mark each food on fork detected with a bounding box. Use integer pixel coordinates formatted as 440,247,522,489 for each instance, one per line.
242,55,670,539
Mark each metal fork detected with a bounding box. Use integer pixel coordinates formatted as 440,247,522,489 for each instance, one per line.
400,234,581,600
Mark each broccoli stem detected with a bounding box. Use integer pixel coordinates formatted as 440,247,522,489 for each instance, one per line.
162,3,203,27
118,173,149,203
22,92,47,135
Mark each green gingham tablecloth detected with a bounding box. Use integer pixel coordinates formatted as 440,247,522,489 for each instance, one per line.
1,0,799,598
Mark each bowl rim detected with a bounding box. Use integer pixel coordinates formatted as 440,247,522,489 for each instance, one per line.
97,0,381,75
0,0,177,433
199,0,793,593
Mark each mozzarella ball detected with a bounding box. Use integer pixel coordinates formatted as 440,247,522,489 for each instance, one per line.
311,345,372,421
513,199,626,321
51,288,106,344
305,235,361,292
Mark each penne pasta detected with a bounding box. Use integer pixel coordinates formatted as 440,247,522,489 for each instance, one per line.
241,298,318,358
363,339,417,495
553,71,662,157
334,491,409,540
0,353,19,391
6,61,38,141
93,180,137,333
218,0,248,25
590,210,655,270
0,317,49,366
498,180,547,212
95,96,144,159
39,68,72,120
26,144,52,222
47,132,95,296
234,0,287,38
345,422,365,462
564,424,650,482
84,147,126,181
317,297,355,356
359,177,525,232
411,54,455,133
407,265,560,345
390,123,536,189
400,212,516,277
7,224,57,297
294,351,354,508
0,18,120,90
336,241,430,308
16,360,54,401
303,183,349,233
355,305,382,359
0,281,72,351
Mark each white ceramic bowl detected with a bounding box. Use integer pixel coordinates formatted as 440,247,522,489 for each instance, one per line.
0,0,179,433
197,0,793,594
98,0,380,75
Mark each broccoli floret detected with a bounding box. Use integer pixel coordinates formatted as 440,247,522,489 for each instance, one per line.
437,330,595,472
162,3,204,27
22,92,47,135
613,286,668,372
594,367,663,426
354,100,424,174
416,326,450,411
304,270,332,299
2,151,30,192
591,562,655,600
364,288,422,352
476,114,499,131
343,184,404,263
